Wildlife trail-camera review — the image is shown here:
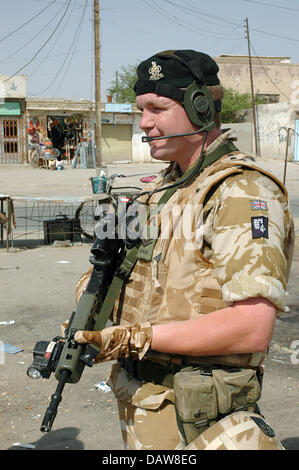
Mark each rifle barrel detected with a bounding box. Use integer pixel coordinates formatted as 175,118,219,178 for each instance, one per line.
40,369,70,432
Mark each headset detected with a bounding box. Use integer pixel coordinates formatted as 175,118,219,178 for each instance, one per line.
142,50,217,143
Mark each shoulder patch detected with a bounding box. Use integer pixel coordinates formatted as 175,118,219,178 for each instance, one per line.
250,199,267,211
251,216,269,239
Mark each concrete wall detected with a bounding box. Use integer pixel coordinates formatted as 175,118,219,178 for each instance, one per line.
222,123,253,156
240,102,297,160
255,102,294,159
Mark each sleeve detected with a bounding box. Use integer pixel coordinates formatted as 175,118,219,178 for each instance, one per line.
210,169,294,314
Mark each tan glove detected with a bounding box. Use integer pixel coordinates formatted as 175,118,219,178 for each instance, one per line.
74,322,152,364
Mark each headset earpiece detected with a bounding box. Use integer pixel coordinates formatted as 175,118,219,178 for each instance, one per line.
183,82,216,131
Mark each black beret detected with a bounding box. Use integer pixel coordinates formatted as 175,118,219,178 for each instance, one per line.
134,49,220,102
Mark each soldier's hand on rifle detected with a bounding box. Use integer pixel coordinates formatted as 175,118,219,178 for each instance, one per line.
74,323,152,364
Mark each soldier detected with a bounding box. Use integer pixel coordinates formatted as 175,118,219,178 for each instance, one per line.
74,50,294,450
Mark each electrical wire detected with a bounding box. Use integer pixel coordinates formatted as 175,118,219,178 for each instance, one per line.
158,0,242,37
163,0,241,30
48,0,89,97
1,48,92,66
241,0,299,12
205,25,245,54
179,0,242,28
26,0,80,81
162,0,242,29
0,1,68,65
250,26,299,43
249,39,292,101
0,0,72,84
182,0,299,44
0,0,57,43
28,0,88,96
142,0,242,39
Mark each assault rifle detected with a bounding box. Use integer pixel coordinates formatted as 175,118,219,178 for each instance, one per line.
27,212,123,432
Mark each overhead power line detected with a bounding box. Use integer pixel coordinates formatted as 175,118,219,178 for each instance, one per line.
30,0,88,96
249,39,291,101
161,0,243,31
241,0,299,12
0,1,68,65
0,0,57,43
0,0,72,84
250,26,299,43
164,0,299,44
26,0,80,80
142,0,242,39
175,0,242,28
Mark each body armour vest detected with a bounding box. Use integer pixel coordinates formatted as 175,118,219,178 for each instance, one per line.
111,151,293,368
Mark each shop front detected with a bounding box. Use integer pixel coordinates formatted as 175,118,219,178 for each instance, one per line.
26,99,96,167
0,101,24,164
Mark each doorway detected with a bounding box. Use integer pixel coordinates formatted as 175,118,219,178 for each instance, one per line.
0,116,22,163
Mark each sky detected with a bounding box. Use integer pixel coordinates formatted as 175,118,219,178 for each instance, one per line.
0,0,299,101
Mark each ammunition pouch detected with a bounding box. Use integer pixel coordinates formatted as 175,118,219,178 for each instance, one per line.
173,367,218,444
173,366,261,445
119,357,262,446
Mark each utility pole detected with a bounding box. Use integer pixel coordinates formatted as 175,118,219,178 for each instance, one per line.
116,70,119,102
245,18,259,157
94,0,102,171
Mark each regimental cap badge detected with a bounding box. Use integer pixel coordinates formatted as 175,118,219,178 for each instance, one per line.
149,61,164,81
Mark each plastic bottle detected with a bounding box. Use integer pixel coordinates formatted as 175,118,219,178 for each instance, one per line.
99,169,107,193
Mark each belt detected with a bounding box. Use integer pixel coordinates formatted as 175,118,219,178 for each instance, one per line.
119,357,179,388
119,353,261,388
119,355,231,388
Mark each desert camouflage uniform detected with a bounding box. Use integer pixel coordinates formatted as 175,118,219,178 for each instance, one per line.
185,411,285,450
102,129,294,450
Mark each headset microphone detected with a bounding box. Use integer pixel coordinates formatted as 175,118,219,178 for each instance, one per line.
141,122,215,143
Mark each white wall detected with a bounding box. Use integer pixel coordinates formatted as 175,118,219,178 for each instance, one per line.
132,114,152,163
222,123,253,156
255,102,295,160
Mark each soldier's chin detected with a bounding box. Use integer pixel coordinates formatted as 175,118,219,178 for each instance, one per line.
149,144,170,162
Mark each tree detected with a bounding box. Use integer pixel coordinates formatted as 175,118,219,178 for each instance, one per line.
107,64,138,103
221,88,267,123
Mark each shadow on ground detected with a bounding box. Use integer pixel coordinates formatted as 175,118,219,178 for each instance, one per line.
7,427,84,450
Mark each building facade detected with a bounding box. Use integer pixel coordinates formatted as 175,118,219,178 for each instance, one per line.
0,74,27,164
215,54,298,104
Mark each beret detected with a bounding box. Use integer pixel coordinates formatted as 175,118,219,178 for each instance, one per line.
134,49,220,102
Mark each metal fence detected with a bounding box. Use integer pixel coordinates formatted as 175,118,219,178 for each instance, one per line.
3,196,106,249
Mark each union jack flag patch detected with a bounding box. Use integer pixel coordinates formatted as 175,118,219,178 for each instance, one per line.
250,200,267,211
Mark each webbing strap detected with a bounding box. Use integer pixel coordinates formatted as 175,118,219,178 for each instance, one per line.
92,245,139,330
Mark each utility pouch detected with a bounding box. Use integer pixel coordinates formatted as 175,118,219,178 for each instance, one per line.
173,367,218,444
212,368,261,415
